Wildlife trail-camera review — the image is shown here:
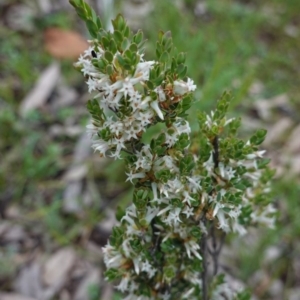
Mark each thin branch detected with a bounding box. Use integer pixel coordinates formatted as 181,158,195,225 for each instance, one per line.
212,136,219,169
200,217,208,300
207,226,226,276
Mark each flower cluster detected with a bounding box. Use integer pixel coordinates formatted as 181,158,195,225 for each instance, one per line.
71,1,275,299
76,38,195,160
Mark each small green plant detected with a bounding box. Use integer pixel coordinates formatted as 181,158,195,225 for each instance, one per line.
70,1,275,299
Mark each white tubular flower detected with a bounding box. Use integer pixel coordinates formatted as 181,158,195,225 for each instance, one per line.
251,204,276,228
155,86,167,102
150,100,164,120
119,78,135,97
144,207,159,224
122,238,133,258
151,182,160,203
116,274,131,292
153,156,178,173
219,163,236,180
232,221,247,236
203,152,215,173
224,117,235,126
216,209,230,231
86,123,98,136
174,118,191,135
158,292,171,300
133,257,141,275
165,178,183,194
186,78,197,91
182,206,194,218
134,61,155,80
165,132,178,147
184,240,202,260
182,287,195,299
142,260,156,278
91,139,110,156
157,205,172,216
186,176,202,192
86,77,98,92
182,191,195,206
212,283,235,300
164,207,182,226
126,171,146,183
173,78,196,95
102,243,125,269
109,121,124,136
245,150,266,159
83,46,95,57
200,221,208,235
225,166,236,180
204,111,216,128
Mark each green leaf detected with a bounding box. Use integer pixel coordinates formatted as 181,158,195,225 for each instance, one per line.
91,8,97,24
112,14,126,32
257,158,271,169
86,19,98,38
158,30,164,42
154,169,173,183
116,54,125,67
175,133,190,150
133,188,149,210
177,64,187,79
109,39,117,54
123,25,130,38
98,127,111,141
235,290,251,300
115,206,125,222
101,36,110,48
164,266,175,280
177,52,186,64
96,16,102,29
250,129,267,145
104,51,114,62
170,198,184,208
129,238,142,252
113,30,123,44
179,153,195,174
97,58,107,71
160,51,170,63
121,37,130,51
129,43,138,53
110,226,124,247
190,227,201,239
106,64,114,75
162,31,171,46
104,269,121,281
146,80,154,90
124,49,133,60
133,30,143,45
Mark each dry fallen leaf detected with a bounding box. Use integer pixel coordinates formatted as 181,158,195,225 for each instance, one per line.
73,267,101,300
44,28,89,60
285,124,300,154
0,294,37,300
14,262,43,299
264,117,293,146
62,133,91,213
43,248,77,287
19,62,60,115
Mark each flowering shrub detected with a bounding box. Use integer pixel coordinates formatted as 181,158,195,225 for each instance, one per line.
70,0,275,299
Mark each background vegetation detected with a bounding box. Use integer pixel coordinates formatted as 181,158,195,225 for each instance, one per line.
0,0,300,299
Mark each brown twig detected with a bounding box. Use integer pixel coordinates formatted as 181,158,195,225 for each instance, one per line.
208,225,226,276
200,217,208,300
